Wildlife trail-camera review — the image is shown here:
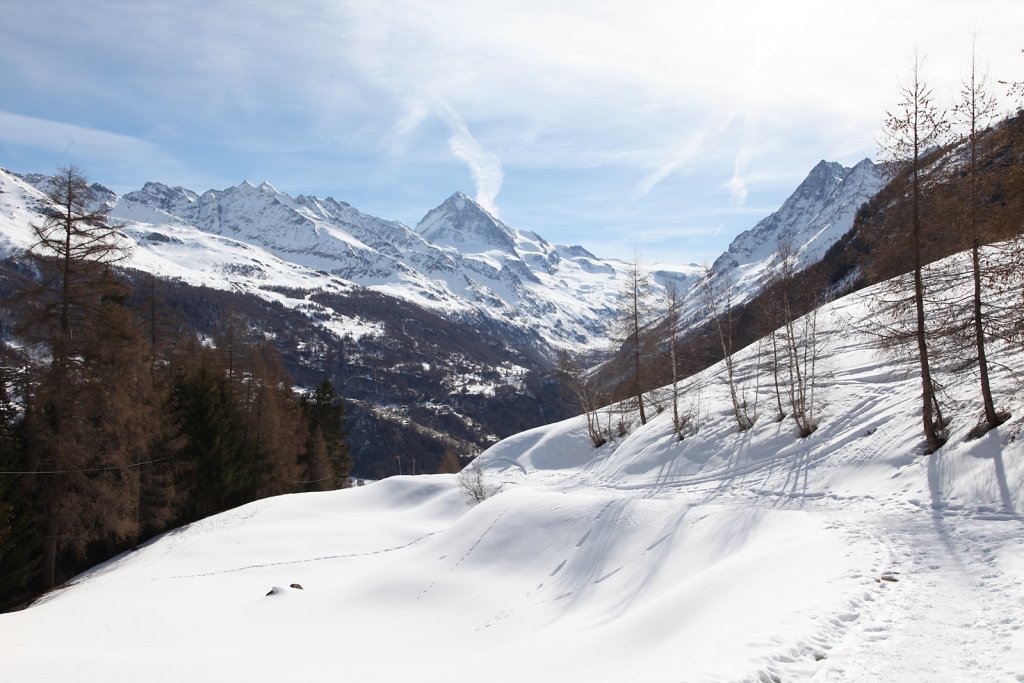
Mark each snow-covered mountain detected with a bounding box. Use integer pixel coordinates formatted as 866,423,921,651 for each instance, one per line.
3,244,1020,682
2,157,884,358
112,158,884,348
115,179,686,353
704,158,885,310
122,179,449,282
0,159,888,471
418,190,519,253
0,169,356,302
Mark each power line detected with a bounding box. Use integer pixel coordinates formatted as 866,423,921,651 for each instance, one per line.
0,457,167,475
286,475,349,484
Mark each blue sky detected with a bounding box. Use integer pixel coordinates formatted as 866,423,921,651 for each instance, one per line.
2,1,1021,264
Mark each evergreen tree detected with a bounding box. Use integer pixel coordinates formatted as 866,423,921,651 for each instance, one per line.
168,348,258,521
0,365,42,608
300,379,351,490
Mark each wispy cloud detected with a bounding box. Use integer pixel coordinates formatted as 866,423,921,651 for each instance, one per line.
437,104,504,217
727,174,749,207
727,111,759,207
633,159,683,200
0,111,163,162
386,100,431,157
0,111,196,191
2,0,1021,260
631,114,739,200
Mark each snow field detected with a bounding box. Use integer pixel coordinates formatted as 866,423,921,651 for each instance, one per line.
2,249,1023,681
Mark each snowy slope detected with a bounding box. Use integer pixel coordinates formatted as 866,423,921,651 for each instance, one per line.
0,169,48,253
695,159,885,316
3,245,1021,682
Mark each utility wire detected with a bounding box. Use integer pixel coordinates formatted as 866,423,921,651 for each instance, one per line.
0,457,168,475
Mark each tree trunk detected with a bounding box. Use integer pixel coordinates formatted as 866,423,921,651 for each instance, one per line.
912,166,943,452
633,339,647,425
973,241,999,428
770,331,785,421
42,498,59,591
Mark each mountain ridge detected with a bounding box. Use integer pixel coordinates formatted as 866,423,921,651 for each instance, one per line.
0,158,887,473
3,156,889,359
707,157,884,306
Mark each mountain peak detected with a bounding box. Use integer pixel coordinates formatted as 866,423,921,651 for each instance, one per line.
710,158,885,283
803,159,845,186
417,191,516,253
438,191,490,216
124,181,199,209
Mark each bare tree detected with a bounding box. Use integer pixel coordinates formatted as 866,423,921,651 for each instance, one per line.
699,267,755,431
16,166,139,590
557,353,606,447
8,166,181,592
458,461,489,504
954,41,1008,436
998,47,1024,103
25,166,127,379
762,242,792,423
772,237,821,437
766,331,787,423
664,282,688,440
879,53,950,453
613,256,653,425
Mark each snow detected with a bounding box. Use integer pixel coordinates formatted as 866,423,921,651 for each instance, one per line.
0,168,46,251
697,158,886,317
317,313,385,341
3,248,1022,682
1,158,885,357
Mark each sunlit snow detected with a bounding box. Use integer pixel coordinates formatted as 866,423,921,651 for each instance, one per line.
2,249,1022,682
